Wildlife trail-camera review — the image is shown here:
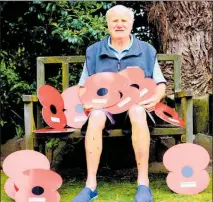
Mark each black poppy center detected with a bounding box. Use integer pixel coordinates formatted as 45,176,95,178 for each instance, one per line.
164,111,173,117
50,105,57,114
97,88,108,96
32,186,44,195
130,84,140,89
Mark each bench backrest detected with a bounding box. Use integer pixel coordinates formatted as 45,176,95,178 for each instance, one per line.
36,54,182,92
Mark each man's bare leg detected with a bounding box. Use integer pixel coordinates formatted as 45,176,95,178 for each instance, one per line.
129,105,150,187
85,110,107,191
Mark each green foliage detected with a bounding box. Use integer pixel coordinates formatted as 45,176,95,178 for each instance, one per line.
0,50,36,139
27,1,112,54
46,138,61,149
47,69,63,92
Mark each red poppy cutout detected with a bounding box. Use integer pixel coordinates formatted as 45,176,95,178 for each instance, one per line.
118,67,145,86
79,87,87,97
106,86,140,114
79,72,129,109
119,68,156,104
137,78,157,103
14,169,62,202
2,150,50,179
154,102,185,127
163,143,210,195
38,85,66,129
4,178,17,199
61,86,88,128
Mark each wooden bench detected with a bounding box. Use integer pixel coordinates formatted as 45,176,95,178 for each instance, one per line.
22,54,193,161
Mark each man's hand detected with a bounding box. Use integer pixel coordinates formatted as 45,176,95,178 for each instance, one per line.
139,94,161,112
139,83,166,112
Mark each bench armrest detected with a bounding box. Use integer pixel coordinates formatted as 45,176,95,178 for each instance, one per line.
23,95,38,102
175,90,193,98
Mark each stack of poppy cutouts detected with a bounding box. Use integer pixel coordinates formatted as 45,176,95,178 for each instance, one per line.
37,67,185,130
3,150,63,202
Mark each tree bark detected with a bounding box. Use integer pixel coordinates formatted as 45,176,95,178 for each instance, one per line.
148,1,212,96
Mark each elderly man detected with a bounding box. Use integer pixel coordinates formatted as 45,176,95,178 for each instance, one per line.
73,5,166,202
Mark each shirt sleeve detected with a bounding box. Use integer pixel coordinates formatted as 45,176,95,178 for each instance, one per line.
78,62,89,87
152,58,167,84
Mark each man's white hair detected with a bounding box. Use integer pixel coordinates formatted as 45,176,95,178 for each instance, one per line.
106,5,134,23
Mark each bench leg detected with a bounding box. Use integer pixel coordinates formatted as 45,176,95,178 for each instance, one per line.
181,97,194,143
185,98,194,142
24,102,35,149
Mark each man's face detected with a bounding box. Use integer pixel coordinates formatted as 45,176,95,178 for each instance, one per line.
107,10,133,40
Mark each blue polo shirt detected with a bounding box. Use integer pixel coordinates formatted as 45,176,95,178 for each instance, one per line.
78,35,166,86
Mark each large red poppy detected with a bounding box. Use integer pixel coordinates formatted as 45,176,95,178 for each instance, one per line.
14,169,62,202
62,85,88,128
38,85,67,129
79,72,129,109
163,143,210,195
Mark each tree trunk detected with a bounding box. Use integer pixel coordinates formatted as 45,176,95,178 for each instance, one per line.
148,1,212,96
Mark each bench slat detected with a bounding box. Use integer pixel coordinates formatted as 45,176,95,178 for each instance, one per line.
33,127,185,138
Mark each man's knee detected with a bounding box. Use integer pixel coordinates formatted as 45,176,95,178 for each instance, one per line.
129,104,147,124
88,110,107,129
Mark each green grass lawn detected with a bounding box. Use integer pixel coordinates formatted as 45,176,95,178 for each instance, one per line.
1,170,212,202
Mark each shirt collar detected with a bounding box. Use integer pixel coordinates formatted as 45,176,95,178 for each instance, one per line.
100,34,142,58
108,34,133,53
